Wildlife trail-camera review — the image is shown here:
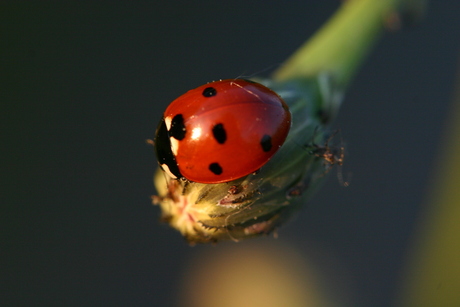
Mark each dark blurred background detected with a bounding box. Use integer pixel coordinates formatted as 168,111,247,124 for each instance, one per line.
2,1,460,306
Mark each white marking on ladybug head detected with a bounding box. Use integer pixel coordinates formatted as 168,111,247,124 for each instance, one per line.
160,163,177,179
165,116,172,130
170,136,179,156
191,127,202,140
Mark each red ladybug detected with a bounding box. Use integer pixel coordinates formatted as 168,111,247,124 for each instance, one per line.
154,79,291,183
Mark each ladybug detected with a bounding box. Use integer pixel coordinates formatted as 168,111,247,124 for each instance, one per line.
154,79,291,184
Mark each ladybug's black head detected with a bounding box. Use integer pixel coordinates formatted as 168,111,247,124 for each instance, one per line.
154,118,182,179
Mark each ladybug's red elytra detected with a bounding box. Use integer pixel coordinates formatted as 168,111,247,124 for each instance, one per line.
154,79,291,184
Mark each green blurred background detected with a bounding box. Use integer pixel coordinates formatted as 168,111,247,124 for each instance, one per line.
2,1,460,306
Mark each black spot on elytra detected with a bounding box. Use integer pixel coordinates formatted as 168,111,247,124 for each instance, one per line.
260,134,272,152
203,87,217,97
212,123,227,144
154,118,182,178
169,114,186,140
209,162,223,175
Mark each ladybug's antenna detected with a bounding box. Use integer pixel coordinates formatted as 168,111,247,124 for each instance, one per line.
234,63,283,80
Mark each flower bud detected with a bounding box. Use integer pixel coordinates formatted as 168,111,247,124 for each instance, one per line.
152,77,344,244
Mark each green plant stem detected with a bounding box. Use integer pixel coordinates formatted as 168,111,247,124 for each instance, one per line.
398,57,460,307
273,0,405,90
